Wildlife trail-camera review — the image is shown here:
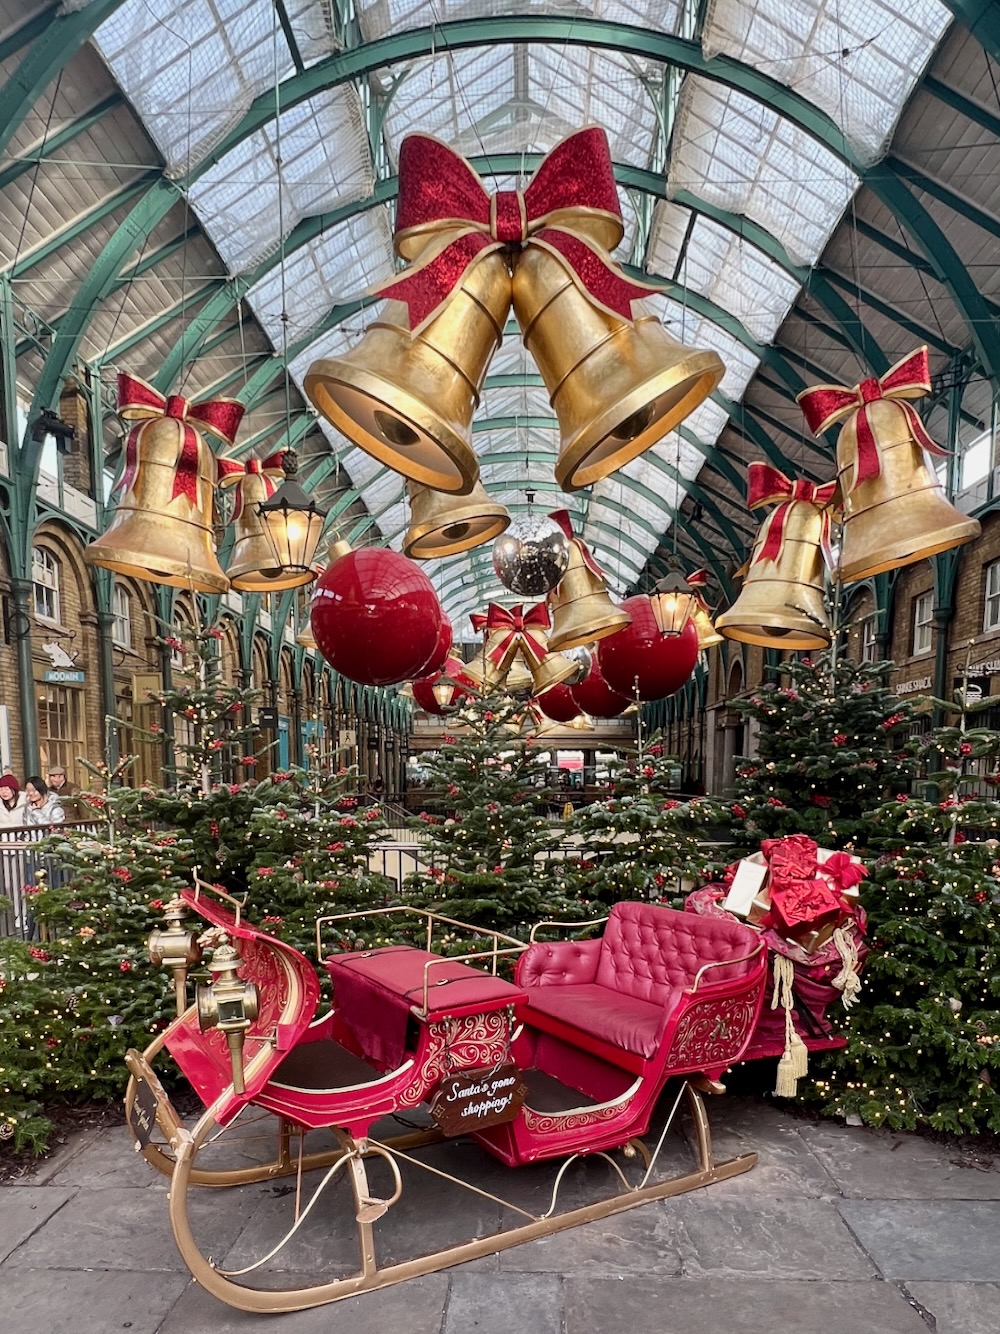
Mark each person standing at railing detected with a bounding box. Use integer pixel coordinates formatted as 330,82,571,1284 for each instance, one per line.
46,765,84,821
0,774,26,827
22,777,65,827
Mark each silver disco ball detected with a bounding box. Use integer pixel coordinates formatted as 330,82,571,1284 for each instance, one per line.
562,644,592,687
492,513,570,597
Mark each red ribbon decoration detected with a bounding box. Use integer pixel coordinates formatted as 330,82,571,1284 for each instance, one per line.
216,451,287,521
686,568,714,615
116,372,244,504
796,346,947,491
373,128,659,332
470,602,552,666
548,508,606,581
758,835,849,936
746,462,837,566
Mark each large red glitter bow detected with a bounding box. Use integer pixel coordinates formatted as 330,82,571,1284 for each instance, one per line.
470,602,552,666
746,462,837,566
116,372,244,505
548,509,606,581
216,451,287,520
374,128,658,332
796,346,947,491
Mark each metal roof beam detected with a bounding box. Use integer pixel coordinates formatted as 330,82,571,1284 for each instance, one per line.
889,155,1000,241
821,268,961,355
938,3,1000,67
922,73,1000,140
100,280,218,360
0,91,121,193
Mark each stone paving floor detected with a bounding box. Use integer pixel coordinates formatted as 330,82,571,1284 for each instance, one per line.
1,1095,998,1333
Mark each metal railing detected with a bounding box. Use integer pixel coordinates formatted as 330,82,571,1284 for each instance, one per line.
0,821,100,940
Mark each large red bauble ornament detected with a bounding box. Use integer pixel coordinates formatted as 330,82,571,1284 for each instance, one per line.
311,547,444,686
411,655,476,716
598,595,699,700
570,657,631,719
537,682,582,723
420,612,453,679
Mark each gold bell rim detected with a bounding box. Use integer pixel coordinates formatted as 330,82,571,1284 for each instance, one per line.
531,655,580,695
228,567,315,592
304,361,479,495
715,614,830,650
84,544,229,594
839,519,980,583
404,510,511,559
547,607,631,653
555,349,725,493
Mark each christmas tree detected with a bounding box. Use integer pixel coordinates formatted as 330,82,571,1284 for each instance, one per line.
815,688,1000,1133
403,690,589,941
722,652,917,847
559,732,707,906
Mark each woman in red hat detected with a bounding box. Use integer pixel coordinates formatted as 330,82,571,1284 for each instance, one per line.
0,773,25,828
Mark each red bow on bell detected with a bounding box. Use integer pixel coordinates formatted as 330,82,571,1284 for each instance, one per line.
796,346,947,491
548,509,606,581
470,603,552,666
116,372,245,505
746,462,837,566
686,568,714,614
216,451,288,520
374,128,658,332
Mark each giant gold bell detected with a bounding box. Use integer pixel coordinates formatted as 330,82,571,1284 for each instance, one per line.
86,416,227,593
403,478,511,559
837,398,981,583
547,542,631,652
304,246,511,494
526,646,578,698
690,601,723,650
225,468,315,592
512,247,725,491
716,505,831,650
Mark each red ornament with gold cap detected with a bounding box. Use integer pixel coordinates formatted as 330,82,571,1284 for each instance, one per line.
85,372,244,593
310,541,444,686
598,595,699,701
570,655,631,719
797,345,980,582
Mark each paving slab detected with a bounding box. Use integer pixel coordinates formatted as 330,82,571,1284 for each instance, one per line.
564,1277,930,1334
497,1203,683,1275
691,1099,837,1199
158,1270,450,1333
671,1195,877,1279
0,1185,76,1263
838,1200,1000,1281
799,1121,1000,1199
0,1266,190,1334
45,1122,164,1190
5,1181,263,1273
906,1281,1000,1334
443,1271,564,1334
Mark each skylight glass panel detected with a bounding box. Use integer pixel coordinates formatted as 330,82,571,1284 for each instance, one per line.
283,0,341,66
702,0,951,165
681,398,730,446
648,204,801,344
358,0,684,42
529,46,656,171
668,77,858,267
188,88,373,273
590,481,670,531
382,47,515,156
247,211,394,345
95,0,294,173
478,384,552,421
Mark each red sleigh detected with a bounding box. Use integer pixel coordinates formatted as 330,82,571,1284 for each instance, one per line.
126,879,766,1313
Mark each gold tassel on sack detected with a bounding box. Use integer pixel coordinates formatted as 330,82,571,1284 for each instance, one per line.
830,926,863,1009
771,955,808,1097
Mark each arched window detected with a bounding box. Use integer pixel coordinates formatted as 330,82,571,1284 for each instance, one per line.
112,583,131,649
31,546,60,622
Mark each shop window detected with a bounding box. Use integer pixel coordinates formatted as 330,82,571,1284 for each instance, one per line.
36,683,82,772
984,561,1000,633
112,582,131,649
912,591,933,655
31,546,60,622
860,614,878,663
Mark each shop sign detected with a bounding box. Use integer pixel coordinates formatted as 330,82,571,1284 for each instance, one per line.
895,676,932,695
43,669,85,683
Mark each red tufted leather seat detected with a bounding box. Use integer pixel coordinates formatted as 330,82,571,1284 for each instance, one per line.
515,902,759,1072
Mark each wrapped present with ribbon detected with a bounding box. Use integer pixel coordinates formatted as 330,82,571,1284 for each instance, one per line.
722,833,866,954
715,462,837,650
85,372,244,593
797,345,980,582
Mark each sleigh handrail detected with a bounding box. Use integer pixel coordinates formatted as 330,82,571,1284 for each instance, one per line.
316,904,526,966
